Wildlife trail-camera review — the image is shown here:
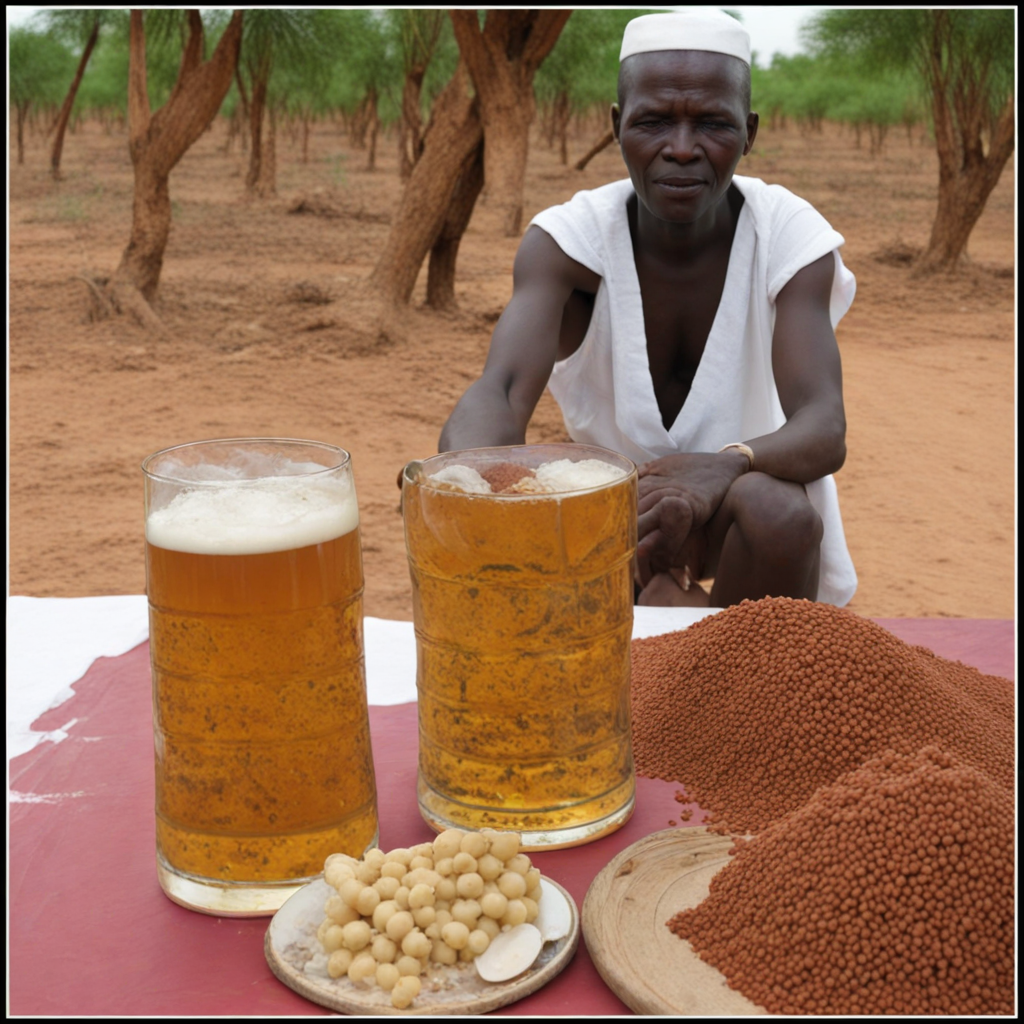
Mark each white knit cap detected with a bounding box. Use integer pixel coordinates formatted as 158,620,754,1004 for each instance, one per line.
620,8,751,66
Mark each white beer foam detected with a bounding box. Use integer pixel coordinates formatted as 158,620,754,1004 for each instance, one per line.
429,464,493,494
146,476,359,555
431,457,627,496
533,458,627,492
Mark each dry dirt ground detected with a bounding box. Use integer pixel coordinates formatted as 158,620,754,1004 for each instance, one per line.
8,115,1016,620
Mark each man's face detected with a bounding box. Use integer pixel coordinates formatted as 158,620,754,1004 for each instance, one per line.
612,50,758,226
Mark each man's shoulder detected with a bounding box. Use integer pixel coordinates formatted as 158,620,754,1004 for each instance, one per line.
733,174,815,218
529,179,634,277
535,178,634,222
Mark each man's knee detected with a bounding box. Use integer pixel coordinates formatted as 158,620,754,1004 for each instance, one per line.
726,473,823,560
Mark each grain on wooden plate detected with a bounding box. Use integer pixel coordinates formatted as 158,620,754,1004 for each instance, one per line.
667,747,1014,1015
629,597,1014,1014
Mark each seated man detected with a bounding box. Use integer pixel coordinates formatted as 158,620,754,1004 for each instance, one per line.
439,9,857,608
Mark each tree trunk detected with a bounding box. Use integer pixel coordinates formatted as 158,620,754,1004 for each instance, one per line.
109,9,243,316
480,94,534,235
917,98,1014,271
369,62,482,307
553,91,571,166
245,63,270,195
258,105,277,195
233,64,250,153
450,10,570,237
399,68,426,179
49,17,100,180
574,128,615,171
365,89,379,172
350,96,370,149
426,141,485,311
16,102,29,164
916,15,1015,272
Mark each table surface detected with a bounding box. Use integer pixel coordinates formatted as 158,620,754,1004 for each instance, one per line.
8,613,1015,1016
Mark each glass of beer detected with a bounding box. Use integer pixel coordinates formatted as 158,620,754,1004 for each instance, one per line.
403,443,637,850
142,438,378,916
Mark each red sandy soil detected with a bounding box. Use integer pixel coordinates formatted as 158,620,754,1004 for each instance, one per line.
8,116,1015,620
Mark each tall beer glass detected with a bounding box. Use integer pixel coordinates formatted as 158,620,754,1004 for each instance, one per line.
143,438,378,916
403,444,637,850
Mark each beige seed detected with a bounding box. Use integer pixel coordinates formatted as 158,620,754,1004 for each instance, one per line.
385,910,415,942
354,885,380,917
457,871,485,899
460,832,489,859
432,829,465,861
371,934,398,963
452,851,478,875
401,928,432,960
341,919,372,951
451,899,481,927
347,951,377,982
441,920,470,950
498,871,527,900
327,948,354,978
375,962,400,992
480,891,509,920
391,974,421,1009
477,853,504,881
431,938,458,965
395,955,423,977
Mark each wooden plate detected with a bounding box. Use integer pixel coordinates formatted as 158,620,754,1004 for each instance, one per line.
265,876,579,1015
582,827,765,1016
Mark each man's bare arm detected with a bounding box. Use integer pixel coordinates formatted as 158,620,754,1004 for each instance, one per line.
742,251,847,481
635,252,847,581
439,227,600,453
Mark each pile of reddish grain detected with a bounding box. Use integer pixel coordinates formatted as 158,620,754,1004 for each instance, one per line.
667,747,1015,1015
630,597,1013,834
480,461,535,493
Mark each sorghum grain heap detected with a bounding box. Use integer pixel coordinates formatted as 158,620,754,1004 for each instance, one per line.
667,747,1014,1015
630,597,1013,834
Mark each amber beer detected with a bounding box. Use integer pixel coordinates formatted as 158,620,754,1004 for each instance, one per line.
143,439,378,916
404,444,637,849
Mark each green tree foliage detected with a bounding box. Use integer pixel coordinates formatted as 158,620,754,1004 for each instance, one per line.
535,9,659,163
535,9,641,111
68,12,235,122
9,27,76,162
385,10,458,177
234,8,337,193
304,10,396,169
395,11,459,116
802,8,1015,270
752,52,921,152
38,9,124,176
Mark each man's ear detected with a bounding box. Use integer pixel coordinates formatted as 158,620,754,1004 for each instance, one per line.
611,103,622,143
744,111,759,156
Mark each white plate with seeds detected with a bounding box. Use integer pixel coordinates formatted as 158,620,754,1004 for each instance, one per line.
265,876,579,1015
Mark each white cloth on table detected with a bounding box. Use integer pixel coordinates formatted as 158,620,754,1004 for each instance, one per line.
529,174,858,606
7,595,717,767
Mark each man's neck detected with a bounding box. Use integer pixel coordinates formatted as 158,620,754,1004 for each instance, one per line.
631,184,742,265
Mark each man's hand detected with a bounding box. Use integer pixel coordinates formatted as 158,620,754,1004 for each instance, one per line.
635,451,749,585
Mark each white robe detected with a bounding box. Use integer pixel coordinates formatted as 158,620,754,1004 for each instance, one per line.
529,175,858,606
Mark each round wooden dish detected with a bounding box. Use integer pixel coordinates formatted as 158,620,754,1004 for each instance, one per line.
582,827,765,1015
265,876,579,1015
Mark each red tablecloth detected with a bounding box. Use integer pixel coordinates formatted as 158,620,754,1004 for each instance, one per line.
9,619,1014,1015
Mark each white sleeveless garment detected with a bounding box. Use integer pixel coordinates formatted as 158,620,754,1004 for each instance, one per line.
529,174,858,606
